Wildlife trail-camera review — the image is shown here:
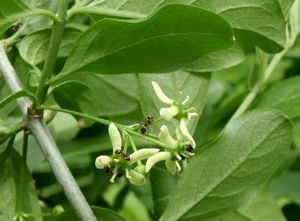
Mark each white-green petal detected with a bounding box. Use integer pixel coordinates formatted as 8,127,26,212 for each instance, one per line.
175,125,183,140
159,105,180,121
152,81,174,104
108,123,122,152
128,170,146,185
165,159,177,175
95,155,111,169
145,151,172,173
159,125,178,149
130,148,160,164
180,118,196,148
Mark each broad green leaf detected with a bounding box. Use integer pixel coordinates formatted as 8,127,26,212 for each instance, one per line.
0,147,42,221
254,76,300,118
270,172,300,205
293,119,300,153
278,0,295,16
18,27,82,65
0,0,56,35
49,112,79,142
55,206,125,221
139,71,210,134
191,0,286,53
161,110,292,221
186,35,248,72
0,118,19,145
50,80,99,116
0,90,36,109
21,0,58,34
0,0,30,34
206,189,286,221
59,4,233,77
150,165,178,219
52,74,138,116
79,0,285,53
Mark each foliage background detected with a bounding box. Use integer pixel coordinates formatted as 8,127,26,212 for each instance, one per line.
0,0,300,220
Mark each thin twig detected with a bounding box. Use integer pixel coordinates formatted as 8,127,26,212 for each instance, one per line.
0,44,97,221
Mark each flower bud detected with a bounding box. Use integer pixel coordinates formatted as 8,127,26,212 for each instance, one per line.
128,169,146,185
95,155,111,169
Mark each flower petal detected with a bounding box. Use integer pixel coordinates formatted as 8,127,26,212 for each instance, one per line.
129,148,160,164
95,155,111,169
152,81,174,104
159,106,180,121
159,125,178,149
165,159,177,175
180,118,196,148
145,151,172,173
175,125,183,140
128,170,146,185
108,123,122,152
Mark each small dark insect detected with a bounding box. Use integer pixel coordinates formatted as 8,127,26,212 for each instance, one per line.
11,22,23,34
185,144,194,153
121,152,130,161
104,166,112,174
140,115,154,134
116,172,124,178
115,149,122,154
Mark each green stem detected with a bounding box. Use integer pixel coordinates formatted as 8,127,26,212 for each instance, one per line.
128,135,138,152
40,105,120,127
231,31,299,120
36,1,69,105
67,6,144,19
126,129,167,149
40,105,167,148
16,132,28,216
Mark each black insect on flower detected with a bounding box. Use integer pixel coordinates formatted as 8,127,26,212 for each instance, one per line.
140,115,154,134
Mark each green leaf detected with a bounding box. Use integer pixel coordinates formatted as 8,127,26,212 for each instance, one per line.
0,0,56,35
150,165,178,219
0,118,18,145
18,27,82,65
0,90,36,109
0,0,30,34
254,76,300,118
186,35,248,72
52,74,138,116
270,172,300,205
59,4,233,77
20,0,58,34
139,71,210,134
206,189,286,221
160,110,292,221
55,206,125,221
79,0,285,53
0,147,42,221
50,80,99,115
278,0,295,16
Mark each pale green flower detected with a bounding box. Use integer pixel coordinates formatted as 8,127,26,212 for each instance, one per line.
152,81,198,122
95,123,159,185
146,125,195,174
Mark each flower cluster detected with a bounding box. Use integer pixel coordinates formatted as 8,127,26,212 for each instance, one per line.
95,81,197,185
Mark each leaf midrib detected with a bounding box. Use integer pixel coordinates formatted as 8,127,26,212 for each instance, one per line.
171,116,285,220
64,32,231,75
